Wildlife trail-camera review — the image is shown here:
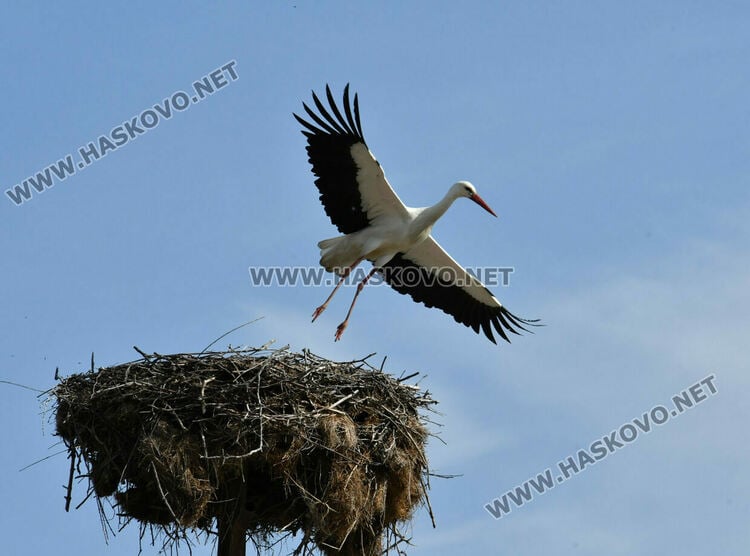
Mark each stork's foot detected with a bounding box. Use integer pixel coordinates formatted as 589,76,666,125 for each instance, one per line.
334,321,348,342
312,304,327,322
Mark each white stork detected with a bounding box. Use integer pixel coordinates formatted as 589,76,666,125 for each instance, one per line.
295,85,539,343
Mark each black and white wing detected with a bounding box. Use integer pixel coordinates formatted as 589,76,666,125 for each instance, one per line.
381,237,539,343
294,84,409,234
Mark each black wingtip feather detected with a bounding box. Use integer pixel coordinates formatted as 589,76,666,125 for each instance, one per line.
342,85,360,140
491,315,511,343
502,308,543,333
302,101,339,135
495,310,520,336
480,318,496,344
493,322,511,343
311,91,346,134
353,92,363,138
293,112,321,134
325,84,352,135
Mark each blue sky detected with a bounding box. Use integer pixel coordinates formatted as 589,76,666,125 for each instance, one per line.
1,2,748,555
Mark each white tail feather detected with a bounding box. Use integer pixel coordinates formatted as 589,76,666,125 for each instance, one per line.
318,236,362,273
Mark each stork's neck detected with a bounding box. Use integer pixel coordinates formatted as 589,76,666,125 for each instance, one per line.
413,190,460,233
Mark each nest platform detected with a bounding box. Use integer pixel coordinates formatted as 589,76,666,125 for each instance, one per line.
52,347,436,555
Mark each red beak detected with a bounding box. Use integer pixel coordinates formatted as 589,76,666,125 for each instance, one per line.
471,193,498,217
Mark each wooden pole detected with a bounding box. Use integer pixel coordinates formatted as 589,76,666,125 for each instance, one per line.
217,478,247,556
217,514,246,556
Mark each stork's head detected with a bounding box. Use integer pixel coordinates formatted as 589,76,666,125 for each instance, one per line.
452,181,497,217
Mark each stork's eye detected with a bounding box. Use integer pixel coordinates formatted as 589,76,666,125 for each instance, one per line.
464,185,472,193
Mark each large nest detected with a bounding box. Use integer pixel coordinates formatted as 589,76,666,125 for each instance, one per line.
52,346,437,555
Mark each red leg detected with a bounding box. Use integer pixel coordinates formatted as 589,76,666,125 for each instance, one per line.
312,258,363,322
335,267,378,341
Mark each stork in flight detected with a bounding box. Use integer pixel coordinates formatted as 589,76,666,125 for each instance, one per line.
294,85,539,343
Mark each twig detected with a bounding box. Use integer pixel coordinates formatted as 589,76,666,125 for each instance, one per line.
19,448,68,472
320,389,359,412
132,346,150,359
64,443,76,511
0,379,44,393
420,474,436,528
199,317,264,354
151,462,178,522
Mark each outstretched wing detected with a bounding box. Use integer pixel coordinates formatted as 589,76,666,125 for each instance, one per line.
294,84,409,234
381,237,540,343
